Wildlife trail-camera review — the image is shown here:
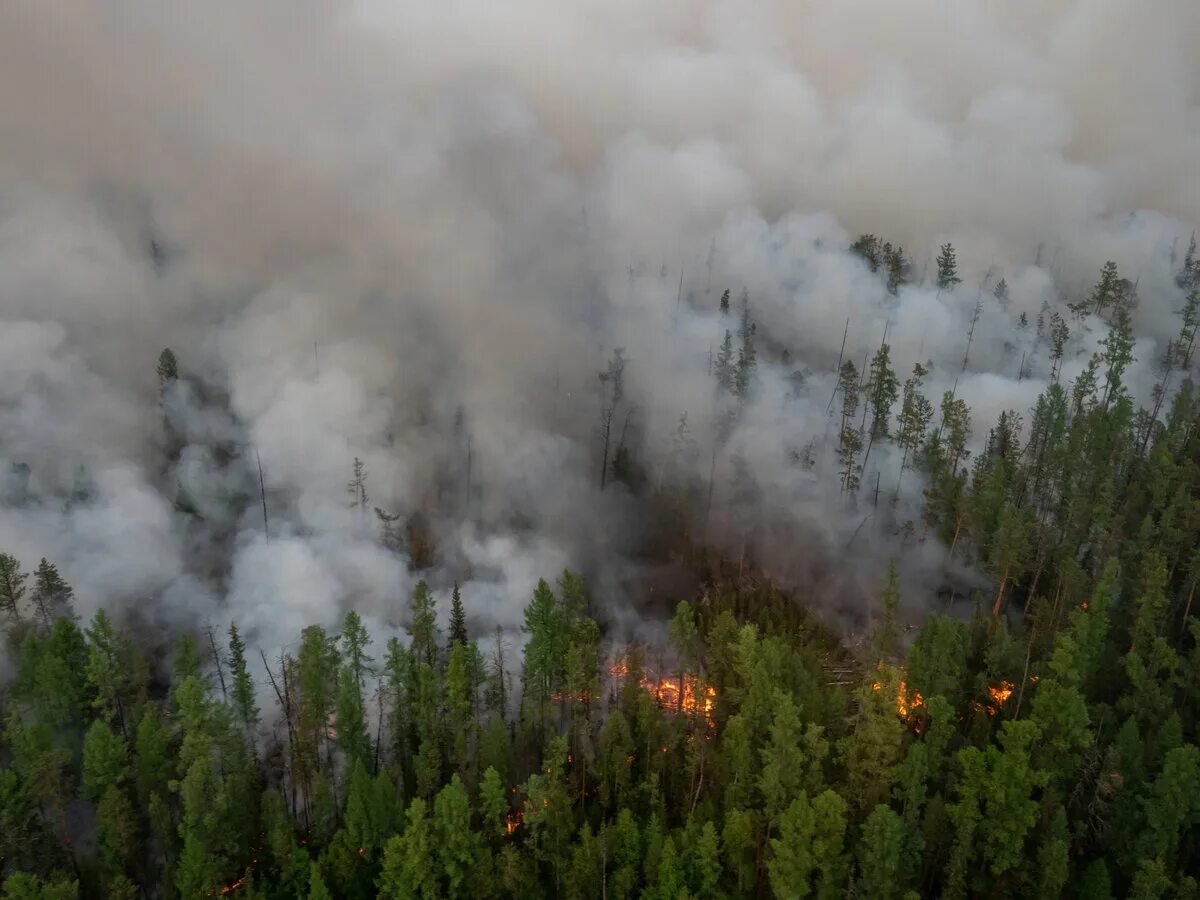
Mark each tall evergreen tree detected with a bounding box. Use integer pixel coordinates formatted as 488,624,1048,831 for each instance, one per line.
226,623,259,731
1090,261,1122,315
0,552,27,623
993,277,1009,306
448,583,468,649
936,243,961,291
850,234,882,272
714,330,735,394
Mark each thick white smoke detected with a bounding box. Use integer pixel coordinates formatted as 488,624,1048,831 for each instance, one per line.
0,0,1195,659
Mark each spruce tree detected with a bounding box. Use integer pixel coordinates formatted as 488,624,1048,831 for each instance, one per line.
895,363,934,489
1048,312,1070,382
936,243,962,290
30,558,72,628
407,581,439,668
837,360,864,491
850,234,882,272
156,348,179,393
347,458,369,511
993,277,1009,306
885,244,909,294
734,303,757,400
0,552,27,623
341,609,375,691
448,583,468,649
863,342,899,469
1175,232,1196,290
1099,303,1135,407
226,623,259,731
714,330,735,393
1090,261,1121,315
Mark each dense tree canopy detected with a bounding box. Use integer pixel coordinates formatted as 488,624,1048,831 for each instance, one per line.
2,258,1200,898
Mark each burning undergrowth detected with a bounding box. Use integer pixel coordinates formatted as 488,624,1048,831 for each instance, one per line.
871,672,1023,731
607,653,717,730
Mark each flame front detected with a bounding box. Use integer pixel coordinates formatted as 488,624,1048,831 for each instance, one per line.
609,656,717,728
986,680,1014,710
872,678,924,720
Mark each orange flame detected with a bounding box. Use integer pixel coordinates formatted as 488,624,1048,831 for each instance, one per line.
871,678,924,720
986,680,1014,712
609,655,717,729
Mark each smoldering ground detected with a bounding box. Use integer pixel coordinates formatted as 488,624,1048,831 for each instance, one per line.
0,0,1196,664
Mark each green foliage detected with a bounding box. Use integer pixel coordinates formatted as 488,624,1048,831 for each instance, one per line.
29,560,73,629
767,789,848,900
448,582,468,649
857,804,906,900
936,243,961,290
0,553,28,623
3,387,1200,900
227,622,259,730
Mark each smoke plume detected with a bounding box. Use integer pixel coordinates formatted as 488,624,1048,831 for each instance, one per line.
0,0,1196,659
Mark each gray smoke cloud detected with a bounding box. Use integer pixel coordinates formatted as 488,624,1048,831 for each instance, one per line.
0,0,1196,661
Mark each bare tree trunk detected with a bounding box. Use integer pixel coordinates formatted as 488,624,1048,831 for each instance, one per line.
374,688,385,776
826,316,850,414
1183,580,1196,633
255,447,269,540
894,446,909,501
948,516,964,559
599,406,614,490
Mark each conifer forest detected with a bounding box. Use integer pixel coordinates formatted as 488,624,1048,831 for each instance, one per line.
1,2,1198,898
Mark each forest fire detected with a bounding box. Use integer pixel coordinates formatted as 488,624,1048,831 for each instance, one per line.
986,680,1014,710
609,656,717,728
872,677,1016,721
872,678,924,720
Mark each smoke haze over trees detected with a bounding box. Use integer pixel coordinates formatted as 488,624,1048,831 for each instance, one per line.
0,1,1196,653
1,0,1200,896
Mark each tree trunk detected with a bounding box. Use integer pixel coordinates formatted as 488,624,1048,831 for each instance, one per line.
599,406,613,491
992,567,1009,618
948,516,963,559
894,446,909,501
1023,553,1046,619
